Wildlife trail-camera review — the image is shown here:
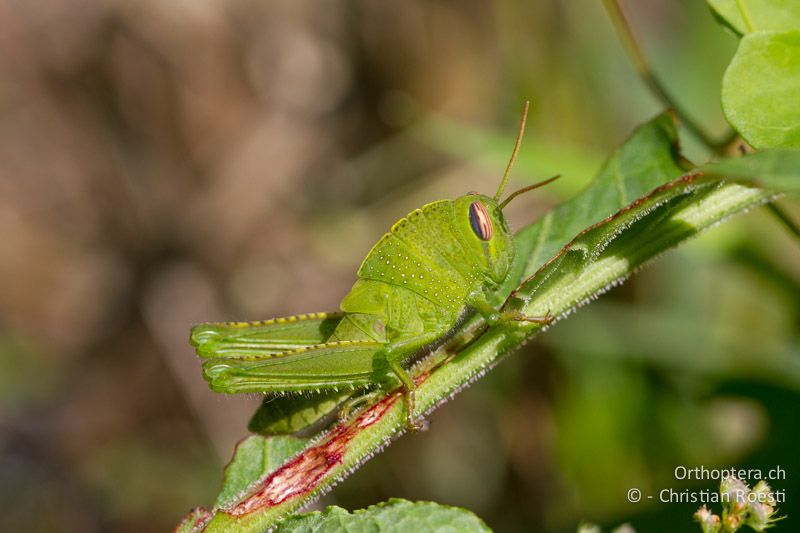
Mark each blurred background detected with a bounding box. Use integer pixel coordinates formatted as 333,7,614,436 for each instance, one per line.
1,0,798,531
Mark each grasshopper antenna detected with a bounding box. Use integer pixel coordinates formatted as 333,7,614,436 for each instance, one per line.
499,175,560,209
493,100,529,202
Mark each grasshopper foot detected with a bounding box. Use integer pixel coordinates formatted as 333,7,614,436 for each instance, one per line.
338,391,381,425
337,404,352,425
502,309,554,325
404,389,429,432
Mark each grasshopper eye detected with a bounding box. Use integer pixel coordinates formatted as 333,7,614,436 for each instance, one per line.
469,201,493,241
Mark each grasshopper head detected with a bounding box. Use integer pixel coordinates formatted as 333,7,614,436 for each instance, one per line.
453,193,515,285
453,172,558,285
453,101,559,284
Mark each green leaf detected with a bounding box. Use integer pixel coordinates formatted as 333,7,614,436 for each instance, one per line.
722,31,800,149
273,499,491,533
215,435,309,508
708,0,800,35
514,179,770,320
500,112,685,302
701,148,800,189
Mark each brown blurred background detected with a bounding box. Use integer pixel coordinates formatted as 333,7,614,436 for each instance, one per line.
2,1,799,532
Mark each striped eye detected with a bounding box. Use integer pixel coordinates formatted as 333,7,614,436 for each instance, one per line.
469,201,493,241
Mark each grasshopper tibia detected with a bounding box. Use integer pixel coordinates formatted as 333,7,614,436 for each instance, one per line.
387,357,426,432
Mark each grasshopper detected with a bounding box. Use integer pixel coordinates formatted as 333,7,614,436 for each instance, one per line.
191,102,555,432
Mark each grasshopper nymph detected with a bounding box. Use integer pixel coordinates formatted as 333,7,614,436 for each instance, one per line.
191,102,555,433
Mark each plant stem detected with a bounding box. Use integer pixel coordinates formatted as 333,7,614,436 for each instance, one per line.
601,0,735,154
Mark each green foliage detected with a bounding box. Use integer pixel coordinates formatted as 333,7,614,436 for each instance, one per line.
512,170,769,324
273,499,490,533
506,112,684,292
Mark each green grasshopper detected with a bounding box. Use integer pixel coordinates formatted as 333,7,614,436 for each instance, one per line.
191,102,555,432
